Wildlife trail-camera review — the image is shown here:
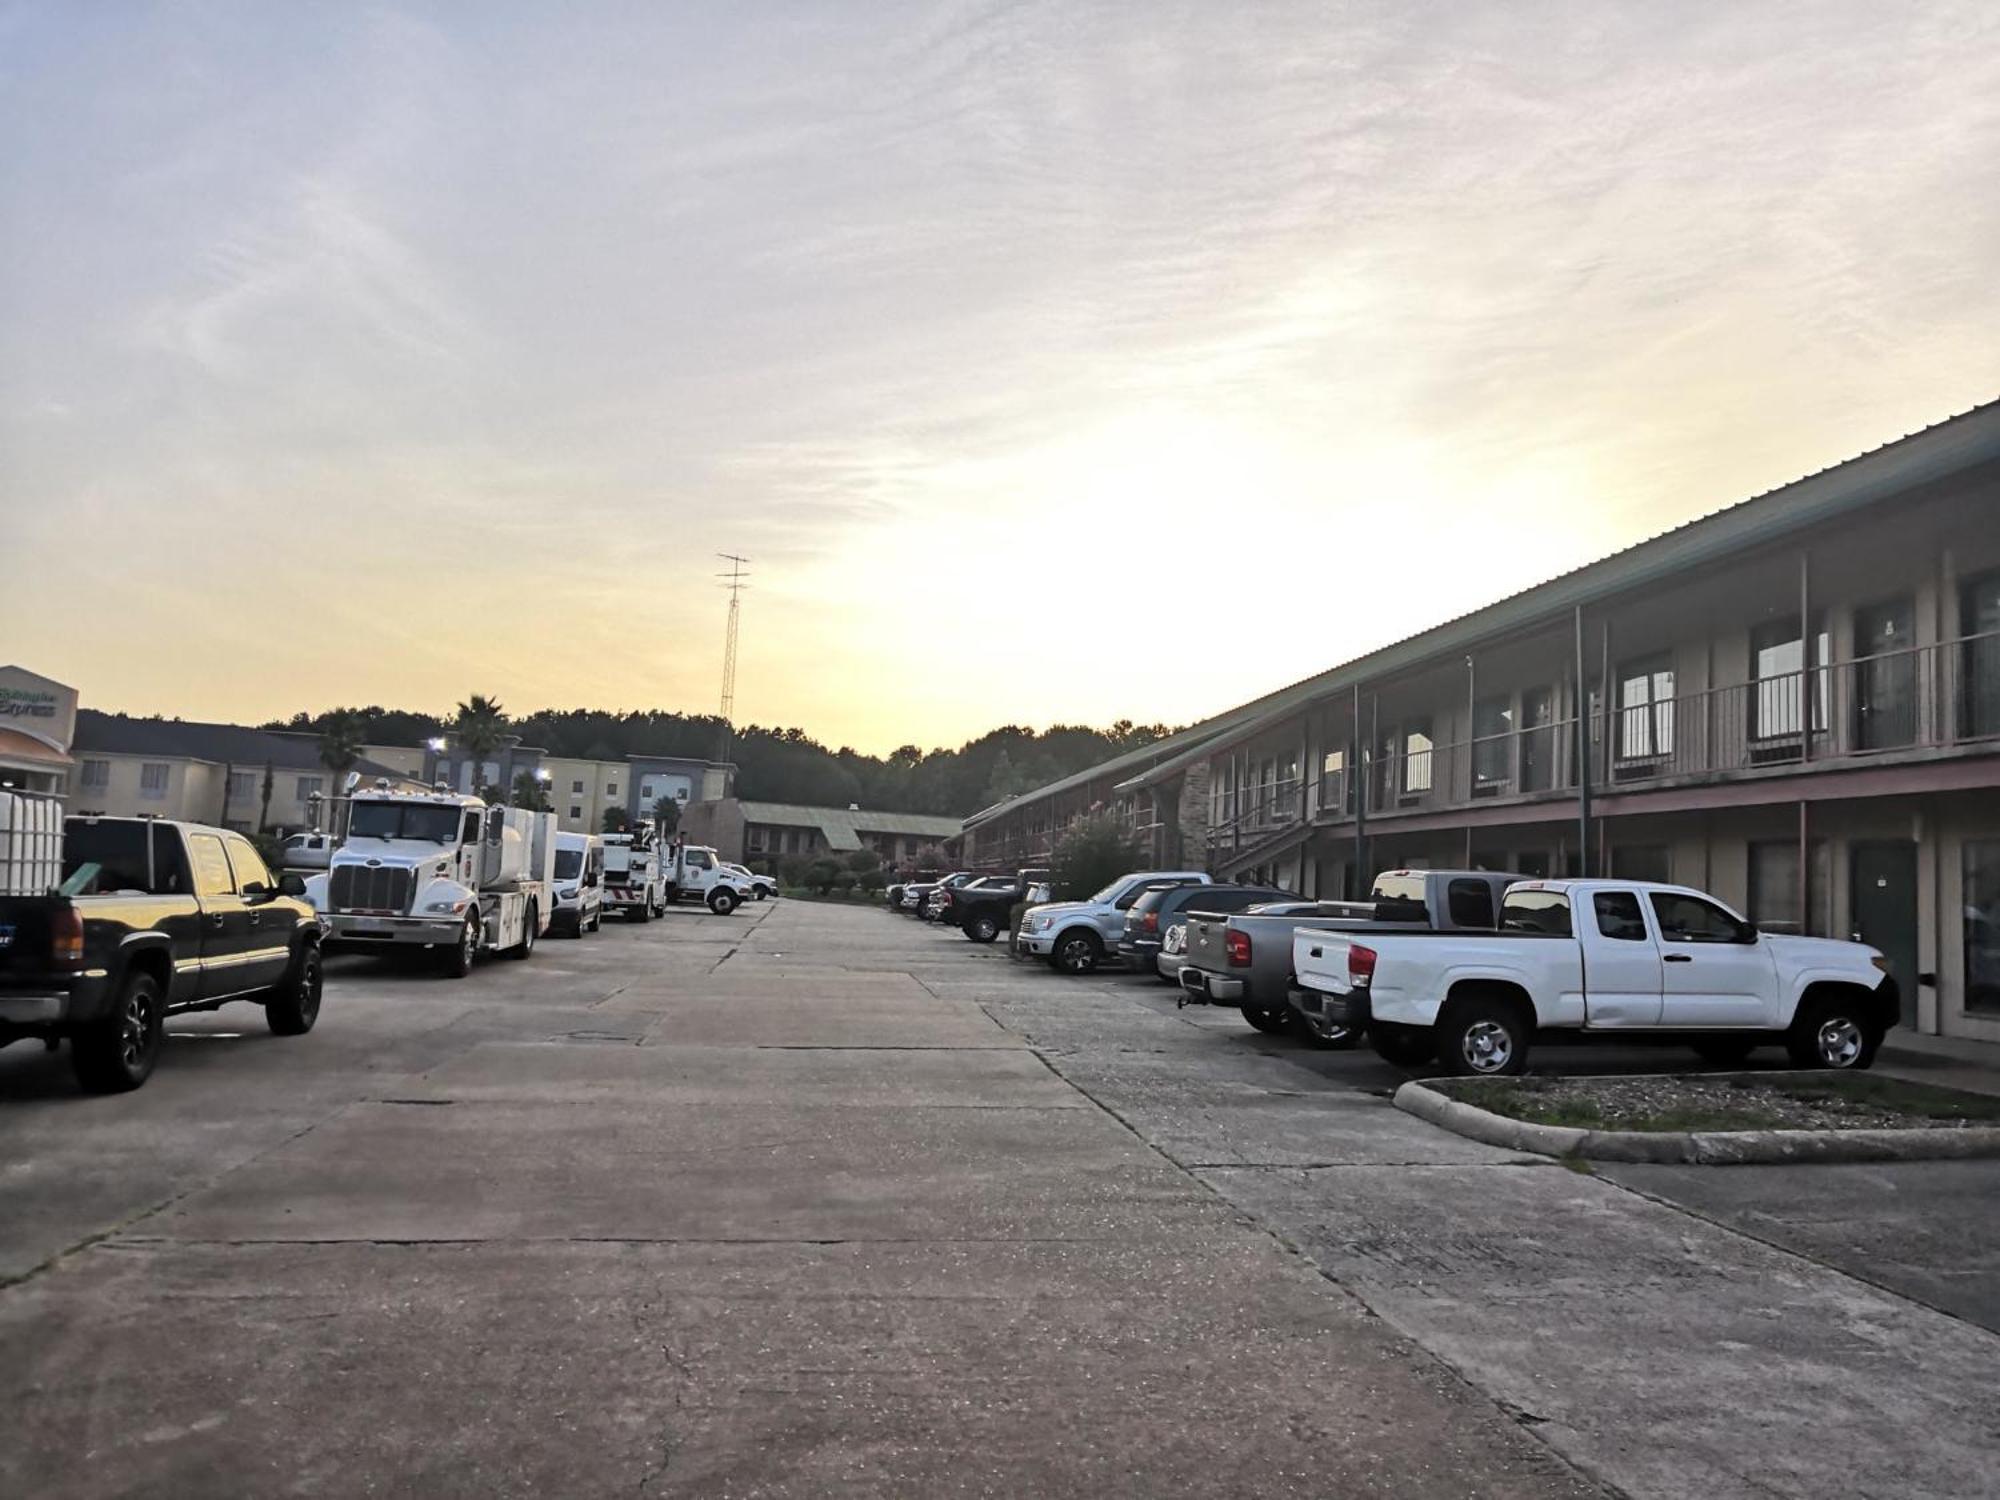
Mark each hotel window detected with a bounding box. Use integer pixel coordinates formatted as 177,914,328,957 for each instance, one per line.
606,782,618,797
568,805,582,820
139,762,169,798
1616,657,1675,761
1750,615,1829,745
1959,570,2000,740
1472,695,1513,796
1966,841,2000,1016
296,776,323,801
80,760,109,789
571,779,585,794
227,770,256,801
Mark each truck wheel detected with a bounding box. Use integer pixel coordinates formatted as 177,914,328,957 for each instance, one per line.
1296,1014,1358,1050
73,971,166,1092
507,904,538,959
265,944,323,1036
964,914,1000,944
1367,1024,1435,1068
1785,993,1882,1070
630,901,651,923
1241,1005,1291,1034
441,914,480,978
708,889,738,916
1437,994,1531,1077
1049,930,1101,975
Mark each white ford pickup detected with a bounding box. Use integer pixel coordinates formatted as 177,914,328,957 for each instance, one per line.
1290,879,1898,1076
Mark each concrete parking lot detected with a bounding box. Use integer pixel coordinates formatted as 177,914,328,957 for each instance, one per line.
2,901,1996,1498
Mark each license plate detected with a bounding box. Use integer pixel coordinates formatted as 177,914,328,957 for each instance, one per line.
348,921,393,935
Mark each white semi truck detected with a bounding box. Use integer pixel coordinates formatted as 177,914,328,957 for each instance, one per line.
601,830,668,922
308,783,557,977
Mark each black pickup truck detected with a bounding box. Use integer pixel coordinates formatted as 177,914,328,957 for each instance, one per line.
946,869,1050,944
0,817,325,1092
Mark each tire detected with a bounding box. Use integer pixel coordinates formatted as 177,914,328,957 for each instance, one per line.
1296,1013,1359,1050
1691,1037,1760,1067
964,913,1001,944
1048,929,1101,975
709,889,739,916
72,970,166,1092
1436,992,1532,1077
1785,992,1883,1070
1242,1005,1291,1035
629,901,651,924
1367,1022,1437,1069
265,944,323,1036
441,914,480,978
506,904,538,959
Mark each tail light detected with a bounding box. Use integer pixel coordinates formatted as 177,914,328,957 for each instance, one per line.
1348,944,1377,986
1141,912,1158,934
52,906,85,969
1225,928,1252,968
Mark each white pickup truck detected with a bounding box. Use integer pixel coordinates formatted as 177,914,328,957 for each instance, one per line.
1291,879,1898,1077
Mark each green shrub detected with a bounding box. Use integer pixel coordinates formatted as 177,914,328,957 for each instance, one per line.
1049,814,1141,902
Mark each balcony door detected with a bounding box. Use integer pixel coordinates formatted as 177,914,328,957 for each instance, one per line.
1854,598,1916,750
1520,688,1555,792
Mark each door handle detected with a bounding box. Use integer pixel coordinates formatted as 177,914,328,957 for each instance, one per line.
208,913,225,928
1663,953,1693,963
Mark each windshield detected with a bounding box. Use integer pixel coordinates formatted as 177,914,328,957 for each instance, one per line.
347,801,462,843
554,850,583,879
1088,880,1125,904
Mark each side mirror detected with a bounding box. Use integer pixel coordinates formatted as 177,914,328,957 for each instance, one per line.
278,872,308,898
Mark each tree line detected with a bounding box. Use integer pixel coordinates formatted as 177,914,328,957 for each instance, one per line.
268,701,1180,818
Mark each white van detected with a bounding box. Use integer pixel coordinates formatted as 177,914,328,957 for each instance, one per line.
553,831,605,936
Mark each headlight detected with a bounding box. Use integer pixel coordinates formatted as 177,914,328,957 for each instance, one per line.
1033,914,1053,931
558,884,579,898
424,898,469,914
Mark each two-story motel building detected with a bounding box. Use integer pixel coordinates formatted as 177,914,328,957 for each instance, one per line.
959,401,2000,1052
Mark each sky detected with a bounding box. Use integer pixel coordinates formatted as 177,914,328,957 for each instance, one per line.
3,1,1997,755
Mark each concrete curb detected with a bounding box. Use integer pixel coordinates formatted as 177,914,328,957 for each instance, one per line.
1392,1078,2000,1165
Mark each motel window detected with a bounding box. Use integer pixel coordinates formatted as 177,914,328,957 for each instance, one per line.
606,782,618,797
1616,657,1675,760
1750,615,1829,743
296,776,323,801
139,762,169,798
572,779,585,794
568,805,582,820
1965,841,2000,1017
227,770,256,801
1402,719,1433,797
80,760,110,789
1472,696,1513,796
1962,571,2000,740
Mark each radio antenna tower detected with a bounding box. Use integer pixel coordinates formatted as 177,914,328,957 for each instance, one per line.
716,553,750,762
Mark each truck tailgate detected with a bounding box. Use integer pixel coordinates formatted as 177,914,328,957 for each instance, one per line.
1292,927,1360,995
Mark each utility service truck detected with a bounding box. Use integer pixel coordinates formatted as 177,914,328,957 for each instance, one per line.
663,841,755,915
601,830,668,922
308,781,556,976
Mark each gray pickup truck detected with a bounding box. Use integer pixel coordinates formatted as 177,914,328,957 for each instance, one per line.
1176,869,1522,1045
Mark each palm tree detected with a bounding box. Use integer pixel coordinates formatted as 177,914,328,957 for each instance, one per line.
318,711,365,836
453,694,507,799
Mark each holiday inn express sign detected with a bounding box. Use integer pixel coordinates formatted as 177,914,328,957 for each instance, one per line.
0,666,78,756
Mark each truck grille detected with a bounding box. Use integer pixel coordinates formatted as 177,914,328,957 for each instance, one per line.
330,864,414,913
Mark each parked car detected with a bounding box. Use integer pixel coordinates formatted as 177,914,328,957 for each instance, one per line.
1119,883,1293,977
0,815,324,1092
1291,878,1898,1075
931,874,1018,926
1182,870,1521,1042
278,831,336,870
907,871,977,920
1015,870,1212,974
725,863,778,900
947,870,1050,943
552,831,605,936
